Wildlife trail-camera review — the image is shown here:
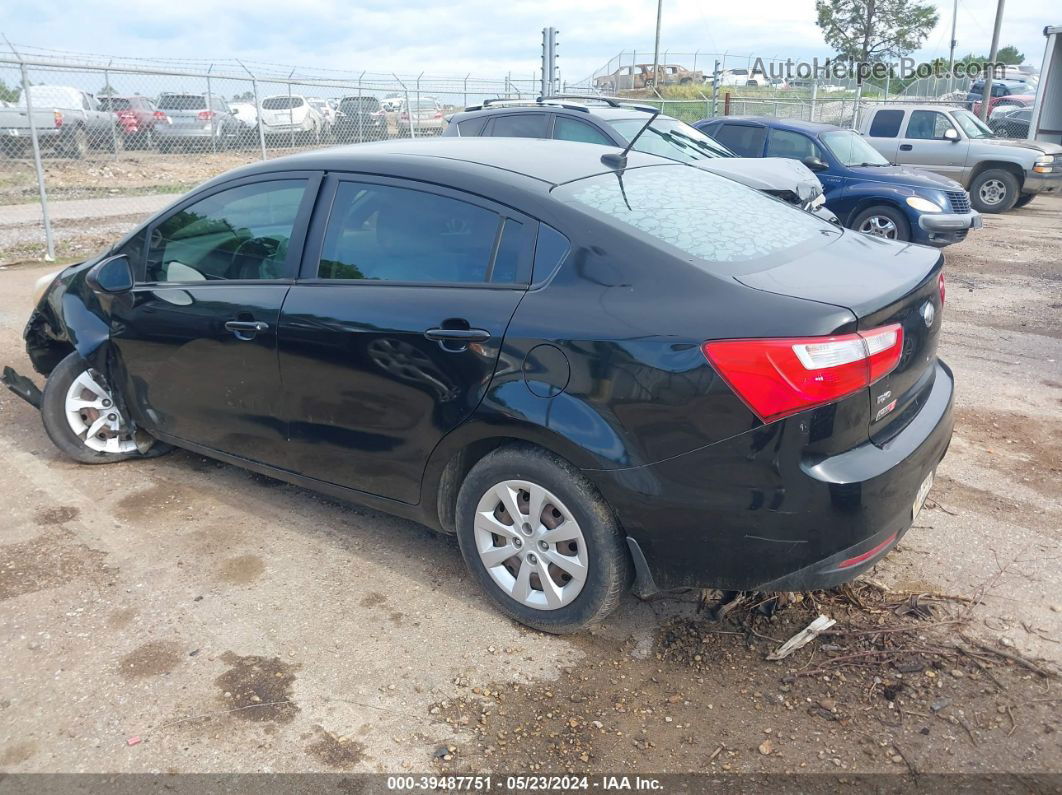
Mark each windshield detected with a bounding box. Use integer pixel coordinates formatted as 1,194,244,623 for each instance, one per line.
98,97,132,111
554,165,833,270
607,117,734,162
340,97,379,112
952,109,994,139
820,130,890,166
157,94,206,111
262,96,304,110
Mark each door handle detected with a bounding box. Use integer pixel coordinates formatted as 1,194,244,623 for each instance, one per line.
224,320,269,340
424,328,491,343
899,144,913,151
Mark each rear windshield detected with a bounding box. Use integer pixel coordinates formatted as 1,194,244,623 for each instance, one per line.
554,165,831,267
262,96,304,110
608,117,734,162
157,94,206,110
340,97,380,111
98,97,132,111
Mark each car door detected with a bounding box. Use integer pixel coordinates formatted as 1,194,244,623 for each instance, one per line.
277,175,534,503
896,109,969,179
763,127,844,200
108,172,320,465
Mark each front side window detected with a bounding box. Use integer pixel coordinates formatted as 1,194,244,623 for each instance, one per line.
951,109,994,139
553,116,613,145
905,110,953,140
489,114,549,138
318,183,501,284
764,129,817,160
708,123,765,157
145,180,307,283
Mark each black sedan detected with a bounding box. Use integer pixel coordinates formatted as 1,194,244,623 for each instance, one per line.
5,138,954,633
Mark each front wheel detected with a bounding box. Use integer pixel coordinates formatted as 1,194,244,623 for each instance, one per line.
40,353,165,464
969,168,1020,213
455,445,631,634
851,205,910,242
1014,193,1036,209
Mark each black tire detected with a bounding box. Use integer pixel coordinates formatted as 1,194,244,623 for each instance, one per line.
969,168,1020,213
850,204,911,242
455,444,632,634
41,353,167,465
1014,193,1036,209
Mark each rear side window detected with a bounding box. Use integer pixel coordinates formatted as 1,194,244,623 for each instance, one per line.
491,219,532,284
556,166,828,267
457,117,488,137
489,114,549,138
318,182,501,284
146,180,307,283
157,94,206,111
262,97,304,110
711,124,765,157
868,109,904,138
532,224,570,283
553,116,612,145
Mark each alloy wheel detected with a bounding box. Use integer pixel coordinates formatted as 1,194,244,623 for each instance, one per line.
64,369,138,454
978,178,1007,207
473,480,588,611
859,215,898,239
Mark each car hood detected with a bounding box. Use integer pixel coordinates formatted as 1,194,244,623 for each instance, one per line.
847,164,963,191
979,137,1062,156
695,157,823,202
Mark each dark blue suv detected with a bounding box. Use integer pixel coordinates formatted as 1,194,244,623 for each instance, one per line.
695,117,982,246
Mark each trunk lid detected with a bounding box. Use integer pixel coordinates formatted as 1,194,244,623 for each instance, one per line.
735,230,943,445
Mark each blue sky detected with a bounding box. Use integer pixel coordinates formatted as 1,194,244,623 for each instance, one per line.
1,0,1056,84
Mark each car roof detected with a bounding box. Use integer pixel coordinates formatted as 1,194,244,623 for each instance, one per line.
449,102,657,126
224,136,660,188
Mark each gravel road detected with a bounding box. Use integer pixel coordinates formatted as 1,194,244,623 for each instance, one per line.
0,196,1058,776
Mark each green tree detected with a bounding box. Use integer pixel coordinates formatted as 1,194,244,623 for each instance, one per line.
232,90,255,102
815,0,939,62
0,78,21,103
995,45,1024,65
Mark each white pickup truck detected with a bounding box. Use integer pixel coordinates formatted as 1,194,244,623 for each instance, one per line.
0,85,117,159
858,104,1061,213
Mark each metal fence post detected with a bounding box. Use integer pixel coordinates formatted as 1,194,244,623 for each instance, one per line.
357,71,364,143
106,61,119,161
288,69,296,149
463,73,469,109
207,64,217,154
16,57,55,260
711,60,720,117
238,59,267,160
393,74,412,139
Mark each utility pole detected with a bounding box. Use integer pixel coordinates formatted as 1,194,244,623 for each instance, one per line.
947,0,958,78
651,0,663,90
541,27,558,98
979,0,1005,120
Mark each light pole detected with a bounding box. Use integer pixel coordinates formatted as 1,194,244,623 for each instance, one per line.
979,0,1005,121
651,0,663,90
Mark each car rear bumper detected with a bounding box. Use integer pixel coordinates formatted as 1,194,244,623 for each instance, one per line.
594,359,955,595
156,127,221,140
917,211,982,246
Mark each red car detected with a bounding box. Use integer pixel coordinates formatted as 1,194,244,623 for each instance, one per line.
97,96,168,148
971,93,1034,118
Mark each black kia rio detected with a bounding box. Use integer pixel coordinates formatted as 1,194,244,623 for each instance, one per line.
6,137,953,633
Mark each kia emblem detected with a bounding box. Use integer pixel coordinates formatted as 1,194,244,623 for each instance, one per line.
921,301,935,328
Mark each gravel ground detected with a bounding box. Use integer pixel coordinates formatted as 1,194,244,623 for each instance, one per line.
0,195,1059,776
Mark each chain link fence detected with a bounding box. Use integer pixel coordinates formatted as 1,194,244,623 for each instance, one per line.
0,48,538,262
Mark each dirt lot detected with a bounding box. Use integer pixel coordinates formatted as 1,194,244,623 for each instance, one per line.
0,196,1059,778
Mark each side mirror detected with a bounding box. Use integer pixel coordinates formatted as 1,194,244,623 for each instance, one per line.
943,128,960,142
802,155,829,172
86,254,134,294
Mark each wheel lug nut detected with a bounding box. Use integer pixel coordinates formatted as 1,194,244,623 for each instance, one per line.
513,538,522,548
108,414,117,421
102,399,112,407
539,540,548,551
527,553,537,564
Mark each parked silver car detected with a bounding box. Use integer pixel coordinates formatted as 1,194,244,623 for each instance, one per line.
859,104,1061,212
154,93,240,152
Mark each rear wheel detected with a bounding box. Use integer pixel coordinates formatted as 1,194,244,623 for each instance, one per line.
41,353,166,464
851,205,910,242
455,445,631,634
969,168,1020,213
65,127,89,159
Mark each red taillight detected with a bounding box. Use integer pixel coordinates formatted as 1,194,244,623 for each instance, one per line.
117,109,136,120
153,110,169,122
702,324,904,423
938,272,945,305
197,110,215,121
433,110,443,119
54,110,63,128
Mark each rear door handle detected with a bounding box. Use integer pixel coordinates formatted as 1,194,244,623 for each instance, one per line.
899,144,913,151
424,328,491,343
225,320,269,340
